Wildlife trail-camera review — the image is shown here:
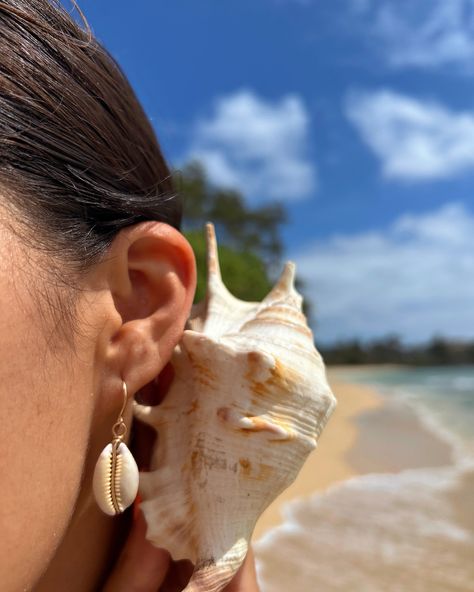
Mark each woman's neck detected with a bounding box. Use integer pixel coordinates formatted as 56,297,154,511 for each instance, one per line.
34,488,131,592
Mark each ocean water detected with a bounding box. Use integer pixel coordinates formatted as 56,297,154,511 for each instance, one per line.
337,365,474,457
254,366,474,592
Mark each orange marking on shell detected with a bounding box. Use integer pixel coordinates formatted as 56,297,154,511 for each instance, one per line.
196,377,214,388
245,351,272,397
250,380,271,397
239,458,251,476
185,399,200,415
245,356,299,400
191,450,201,477
187,350,216,382
264,360,303,398
256,463,274,480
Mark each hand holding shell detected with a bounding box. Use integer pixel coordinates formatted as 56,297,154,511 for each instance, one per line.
134,223,337,592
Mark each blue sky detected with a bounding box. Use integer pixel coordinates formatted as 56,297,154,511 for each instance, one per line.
76,0,474,344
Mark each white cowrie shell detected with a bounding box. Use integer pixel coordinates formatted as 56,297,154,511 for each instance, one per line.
92,441,139,516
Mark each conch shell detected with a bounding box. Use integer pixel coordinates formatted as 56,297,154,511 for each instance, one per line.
134,223,336,591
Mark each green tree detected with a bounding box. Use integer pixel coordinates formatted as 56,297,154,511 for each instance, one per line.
175,160,286,264
186,229,272,303
174,160,286,303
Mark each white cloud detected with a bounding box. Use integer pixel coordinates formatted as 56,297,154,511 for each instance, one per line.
186,89,316,202
373,0,474,70
346,89,474,181
293,203,474,343
283,1,474,71
275,1,474,70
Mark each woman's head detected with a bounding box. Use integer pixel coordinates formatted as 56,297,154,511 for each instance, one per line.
1,0,187,344
0,1,196,589
0,0,183,309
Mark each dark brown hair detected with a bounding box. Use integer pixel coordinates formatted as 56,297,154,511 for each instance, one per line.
0,0,181,341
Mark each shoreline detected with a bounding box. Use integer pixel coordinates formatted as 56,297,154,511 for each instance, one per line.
253,367,474,591
253,367,456,541
252,372,382,540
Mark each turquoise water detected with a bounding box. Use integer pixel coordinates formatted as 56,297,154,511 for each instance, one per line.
333,365,474,454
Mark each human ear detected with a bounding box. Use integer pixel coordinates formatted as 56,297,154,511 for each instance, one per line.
98,221,196,397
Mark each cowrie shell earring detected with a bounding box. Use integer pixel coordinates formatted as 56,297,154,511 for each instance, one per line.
93,380,139,515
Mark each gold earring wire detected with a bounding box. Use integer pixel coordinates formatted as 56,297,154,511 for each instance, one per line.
112,380,128,442
92,379,139,516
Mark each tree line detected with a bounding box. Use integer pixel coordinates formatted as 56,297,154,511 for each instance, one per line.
319,336,474,366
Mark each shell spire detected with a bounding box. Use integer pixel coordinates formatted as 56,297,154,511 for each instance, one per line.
135,223,337,592
188,222,260,337
264,260,296,299
205,221,222,283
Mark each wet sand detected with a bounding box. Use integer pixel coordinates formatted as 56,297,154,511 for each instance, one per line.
347,399,455,473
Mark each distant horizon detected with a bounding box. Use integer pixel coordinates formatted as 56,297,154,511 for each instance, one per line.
318,333,474,366
317,335,474,348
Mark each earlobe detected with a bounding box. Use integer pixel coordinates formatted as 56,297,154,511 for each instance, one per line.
103,221,196,396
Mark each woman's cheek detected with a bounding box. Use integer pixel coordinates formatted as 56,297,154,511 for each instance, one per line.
0,268,94,590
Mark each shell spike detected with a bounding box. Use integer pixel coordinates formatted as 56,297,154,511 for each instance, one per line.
204,222,240,307
188,222,260,336
278,260,296,292
131,400,160,426
262,260,302,309
203,222,237,302
205,221,222,282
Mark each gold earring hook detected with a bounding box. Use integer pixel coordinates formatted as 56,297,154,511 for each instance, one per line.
112,380,128,442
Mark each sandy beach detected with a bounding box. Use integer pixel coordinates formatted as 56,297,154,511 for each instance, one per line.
253,371,382,540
